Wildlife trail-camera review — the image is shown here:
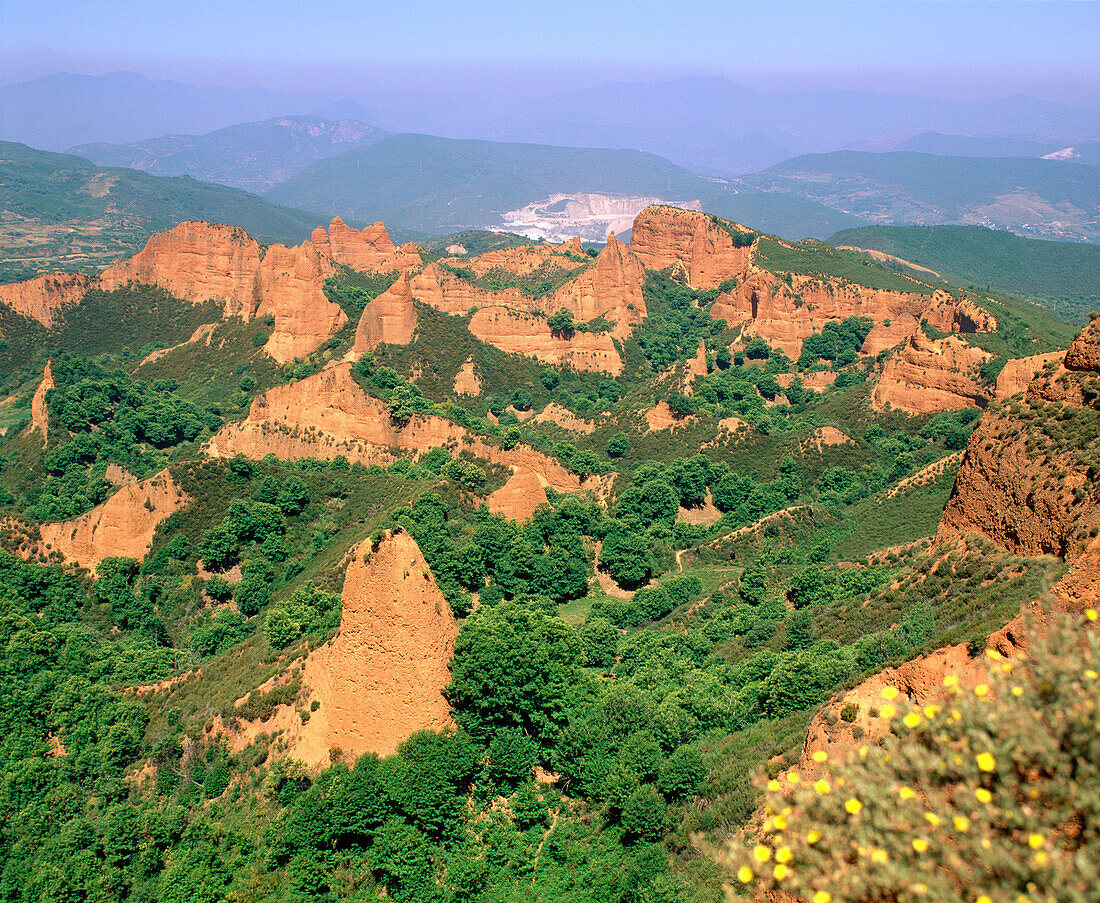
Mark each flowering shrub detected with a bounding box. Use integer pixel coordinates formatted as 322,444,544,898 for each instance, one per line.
720,609,1100,902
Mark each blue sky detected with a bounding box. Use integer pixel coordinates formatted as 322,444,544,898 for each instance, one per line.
3,0,1098,105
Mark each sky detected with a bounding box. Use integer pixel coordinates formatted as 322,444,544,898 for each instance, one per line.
2,0,1099,106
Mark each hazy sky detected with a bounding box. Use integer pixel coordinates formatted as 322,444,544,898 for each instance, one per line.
3,0,1098,106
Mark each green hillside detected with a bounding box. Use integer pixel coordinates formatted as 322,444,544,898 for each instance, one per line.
264,133,867,239
745,151,1100,242
0,141,330,282
829,224,1100,323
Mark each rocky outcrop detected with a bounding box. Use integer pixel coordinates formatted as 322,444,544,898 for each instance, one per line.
1064,314,1100,372
229,531,457,766
551,233,646,338
994,351,1064,398
629,206,754,289
209,364,582,492
450,242,587,278
100,221,262,316
30,360,53,444
37,469,188,574
531,403,596,434
453,358,481,395
253,242,346,363
487,468,550,521
0,274,93,325
468,307,623,375
872,330,991,414
312,217,422,273
644,401,696,432
352,273,417,354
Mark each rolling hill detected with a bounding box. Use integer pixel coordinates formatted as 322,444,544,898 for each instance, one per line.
0,141,330,282
829,223,1100,323
263,132,867,240
743,150,1100,242
68,116,389,193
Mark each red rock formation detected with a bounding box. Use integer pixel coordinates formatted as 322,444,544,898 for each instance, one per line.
352,273,417,354
1064,314,1100,372
994,351,1064,398
872,330,991,414
409,263,530,315
488,468,550,521
531,403,597,434
29,360,53,444
551,233,647,338
468,307,623,375
452,242,587,278
100,221,262,316
316,217,422,273
253,242,346,363
629,205,754,289
36,469,188,574
0,274,93,325
228,530,457,765
208,363,582,492
453,358,481,395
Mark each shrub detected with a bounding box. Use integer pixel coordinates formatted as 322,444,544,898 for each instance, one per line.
721,611,1100,902
607,432,630,458
620,784,666,841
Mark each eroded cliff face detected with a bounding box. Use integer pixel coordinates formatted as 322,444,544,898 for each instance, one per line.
100,221,262,316
468,307,623,375
36,469,188,574
448,242,588,279
228,530,457,765
872,330,992,414
1064,314,1100,372
29,360,53,444
629,205,754,289
487,468,550,522
352,273,418,354
208,363,583,492
994,351,1065,399
550,233,647,338
0,274,94,326
312,217,423,273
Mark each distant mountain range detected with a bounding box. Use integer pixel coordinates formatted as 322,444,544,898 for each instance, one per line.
4,72,1098,175
745,151,1100,242
261,133,867,239
830,224,1100,324
68,117,389,193
0,141,328,282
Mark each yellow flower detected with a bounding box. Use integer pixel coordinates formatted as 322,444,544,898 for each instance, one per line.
880,704,897,719
1086,670,1099,680
951,708,962,721
923,704,941,718
985,649,1002,660
773,863,790,881
871,848,888,864
943,674,959,688
813,893,832,903
953,815,970,832
806,829,821,844
976,788,993,804
767,779,781,792
925,812,941,827
845,798,863,815
1028,834,1044,849
899,786,917,800
912,838,929,853
976,752,996,772
1012,685,1024,696
881,686,899,700
737,865,753,884
812,750,828,763
977,896,992,903
974,684,990,697
1086,608,1097,621
1032,851,1049,867
814,780,831,795
775,847,792,864
858,745,869,759
903,712,923,729
753,844,771,864
913,884,928,895
774,815,788,831
787,771,800,784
